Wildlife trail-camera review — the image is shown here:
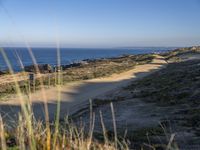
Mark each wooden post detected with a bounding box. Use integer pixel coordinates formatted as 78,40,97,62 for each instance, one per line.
61,66,63,85
54,67,57,85
29,73,35,93
28,80,31,96
48,74,51,88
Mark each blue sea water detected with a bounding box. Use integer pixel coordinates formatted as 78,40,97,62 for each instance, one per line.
0,47,175,72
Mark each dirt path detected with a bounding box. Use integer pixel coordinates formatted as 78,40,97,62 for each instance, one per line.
0,55,167,121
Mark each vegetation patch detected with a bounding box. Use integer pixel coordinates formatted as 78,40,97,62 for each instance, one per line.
126,59,200,106
161,46,200,62
0,54,155,100
123,53,200,147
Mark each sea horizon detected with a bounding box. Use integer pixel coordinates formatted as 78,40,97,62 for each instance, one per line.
0,47,176,72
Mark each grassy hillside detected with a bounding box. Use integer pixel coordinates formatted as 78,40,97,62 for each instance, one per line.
128,59,200,105
123,59,200,148
161,46,200,62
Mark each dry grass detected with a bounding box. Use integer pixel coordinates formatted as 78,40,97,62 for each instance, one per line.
0,47,130,150
0,113,129,150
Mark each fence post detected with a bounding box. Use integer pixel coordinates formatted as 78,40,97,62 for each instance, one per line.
48,74,50,88
29,73,35,93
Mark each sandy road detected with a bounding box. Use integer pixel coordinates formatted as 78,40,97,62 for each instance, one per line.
0,55,167,121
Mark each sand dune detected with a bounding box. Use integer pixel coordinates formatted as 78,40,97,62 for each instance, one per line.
0,55,167,121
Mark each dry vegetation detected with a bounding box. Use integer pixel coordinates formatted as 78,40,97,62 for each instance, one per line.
0,54,155,99
126,58,200,133
0,109,129,150
161,46,200,62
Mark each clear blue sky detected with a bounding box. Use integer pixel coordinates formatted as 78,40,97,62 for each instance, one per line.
0,0,200,48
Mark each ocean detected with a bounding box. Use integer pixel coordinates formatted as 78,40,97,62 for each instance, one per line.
0,47,174,72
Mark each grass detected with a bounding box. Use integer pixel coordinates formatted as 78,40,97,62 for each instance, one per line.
0,113,129,150
123,58,200,147
161,46,200,62
126,59,200,106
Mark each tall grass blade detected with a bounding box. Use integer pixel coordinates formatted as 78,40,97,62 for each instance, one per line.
0,116,7,150
110,102,118,149
0,48,36,150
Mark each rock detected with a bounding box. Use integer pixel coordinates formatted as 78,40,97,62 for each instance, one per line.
0,70,5,75
62,61,88,70
24,64,52,73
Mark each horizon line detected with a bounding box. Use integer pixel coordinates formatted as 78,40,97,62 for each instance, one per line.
1,46,183,49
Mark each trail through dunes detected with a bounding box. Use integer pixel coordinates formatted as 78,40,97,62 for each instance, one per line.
0,55,167,121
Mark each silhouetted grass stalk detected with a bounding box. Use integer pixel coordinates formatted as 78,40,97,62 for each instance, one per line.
0,116,6,150
0,48,36,150
26,46,51,150
111,103,118,149
53,45,62,149
99,110,108,144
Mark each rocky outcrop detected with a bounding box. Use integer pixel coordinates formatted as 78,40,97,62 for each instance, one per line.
24,64,52,73
62,61,88,70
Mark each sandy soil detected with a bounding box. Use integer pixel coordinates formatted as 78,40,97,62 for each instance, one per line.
0,55,167,121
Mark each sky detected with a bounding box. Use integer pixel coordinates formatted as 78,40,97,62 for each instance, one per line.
0,0,200,48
